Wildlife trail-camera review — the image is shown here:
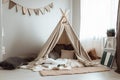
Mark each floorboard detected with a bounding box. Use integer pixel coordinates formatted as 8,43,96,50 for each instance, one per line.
0,69,120,80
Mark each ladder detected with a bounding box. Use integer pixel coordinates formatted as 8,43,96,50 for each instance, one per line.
101,37,116,68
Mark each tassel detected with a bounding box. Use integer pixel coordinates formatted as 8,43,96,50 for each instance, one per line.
9,0,16,9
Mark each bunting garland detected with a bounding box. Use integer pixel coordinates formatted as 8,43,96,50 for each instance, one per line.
7,0,54,16
9,0,16,9
15,5,18,12
2,0,9,4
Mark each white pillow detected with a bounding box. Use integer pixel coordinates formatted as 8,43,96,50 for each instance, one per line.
61,50,74,59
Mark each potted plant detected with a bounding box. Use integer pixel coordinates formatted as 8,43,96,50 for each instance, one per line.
107,28,115,37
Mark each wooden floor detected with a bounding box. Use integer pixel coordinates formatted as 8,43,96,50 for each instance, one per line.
0,69,120,80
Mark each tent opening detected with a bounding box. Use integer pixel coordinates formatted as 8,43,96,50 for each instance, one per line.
48,29,77,60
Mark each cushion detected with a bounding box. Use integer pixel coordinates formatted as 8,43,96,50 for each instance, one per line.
0,57,25,70
53,44,66,54
0,61,16,70
49,51,60,59
61,50,74,59
65,44,74,50
88,49,101,60
0,57,35,70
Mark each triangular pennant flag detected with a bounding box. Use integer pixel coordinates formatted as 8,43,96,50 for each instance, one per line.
49,2,54,8
44,6,50,12
28,9,32,16
9,0,16,9
22,7,27,15
34,9,39,15
16,5,18,12
39,9,45,15
2,0,9,4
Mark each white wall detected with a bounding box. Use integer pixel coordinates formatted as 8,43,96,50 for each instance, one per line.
0,0,3,61
2,0,72,59
72,0,80,37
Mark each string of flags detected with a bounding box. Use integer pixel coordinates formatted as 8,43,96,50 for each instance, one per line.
2,0,9,4
8,0,54,16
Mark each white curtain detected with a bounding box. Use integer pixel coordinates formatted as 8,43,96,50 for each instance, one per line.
80,0,118,57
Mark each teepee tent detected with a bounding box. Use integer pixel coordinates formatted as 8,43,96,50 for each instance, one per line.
35,10,93,66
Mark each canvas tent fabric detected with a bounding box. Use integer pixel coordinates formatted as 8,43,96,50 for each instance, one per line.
28,10,97,68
